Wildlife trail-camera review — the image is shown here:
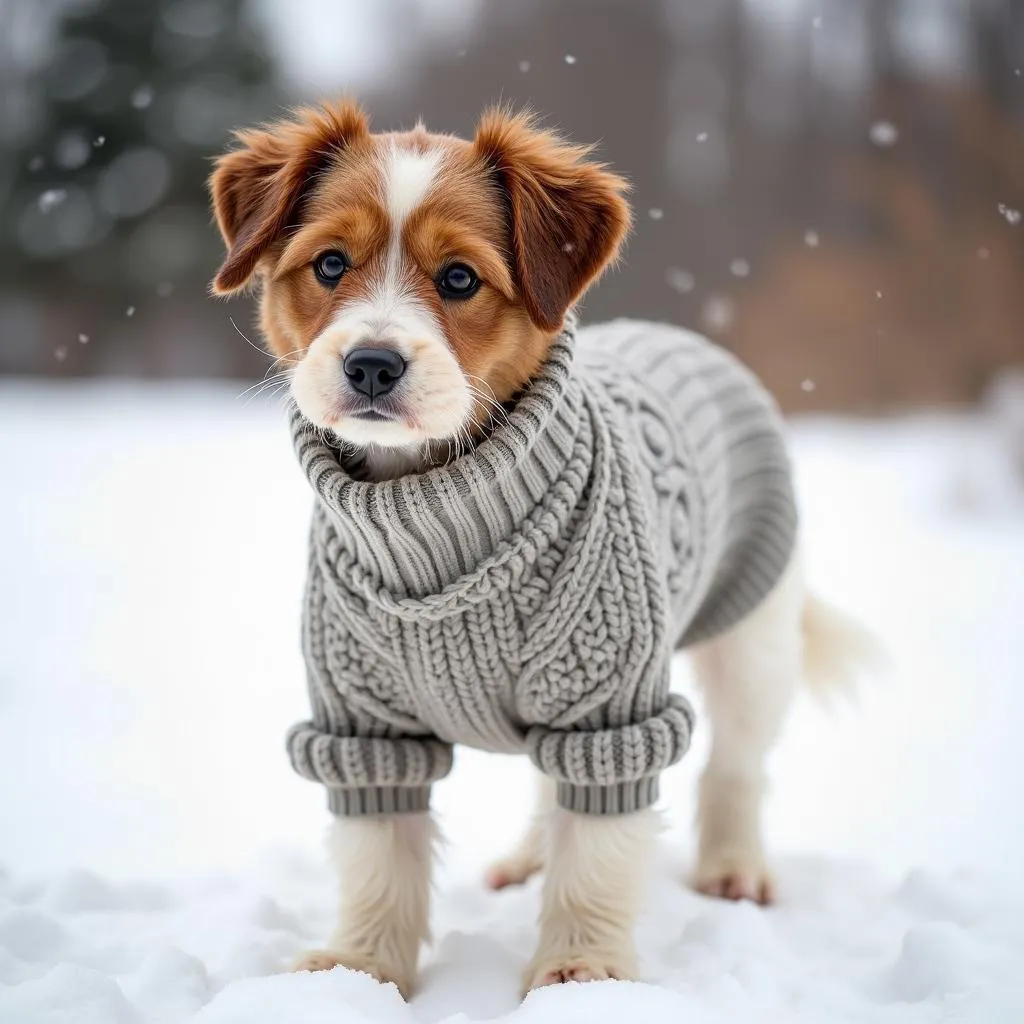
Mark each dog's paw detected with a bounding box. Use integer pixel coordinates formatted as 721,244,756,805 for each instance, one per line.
292,949,415,1000
693,850,775,905
523,952,634,994
483,850,543,890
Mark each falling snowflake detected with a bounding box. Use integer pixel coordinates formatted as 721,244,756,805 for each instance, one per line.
648,208,664,221
126,306,136,317
869,121,899,147
977,247,991,260
55,132,91,170
729,259,750,278
28,155,45,172
997,203,1021,226
131,85,154,110
804,230,820,247
38,189,67,213
876,290,883,298
564,54,576,64
93,135,105,147
518,60,530,73
665,268,695,294
801,379,816,392
54,346,68,362
562,242,574,253
78,333,89,344
701,294,735,333
696,132,708,143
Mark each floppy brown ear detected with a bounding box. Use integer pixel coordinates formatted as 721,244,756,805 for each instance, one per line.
208,100,370,295
473,108,632,331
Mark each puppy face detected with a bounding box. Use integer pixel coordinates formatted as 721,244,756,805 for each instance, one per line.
209,102,630,451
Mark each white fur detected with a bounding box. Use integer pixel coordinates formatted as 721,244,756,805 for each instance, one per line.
295,552,879,996
383,144,441,227
522,806,659,992
491,552,878,989
288,141,473,457
293,813,436,1000
688,552,805,902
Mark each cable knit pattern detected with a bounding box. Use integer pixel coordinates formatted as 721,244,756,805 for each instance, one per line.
286,317,798,815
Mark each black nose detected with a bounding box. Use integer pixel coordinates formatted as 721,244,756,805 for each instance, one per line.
343,347,406,399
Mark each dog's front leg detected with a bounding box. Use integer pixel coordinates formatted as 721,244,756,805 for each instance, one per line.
523,804,658,993
294,812,435,999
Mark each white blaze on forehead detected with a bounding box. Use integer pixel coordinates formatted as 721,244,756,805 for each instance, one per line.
292,141,470,446
354,140,444,337
383,143,442,230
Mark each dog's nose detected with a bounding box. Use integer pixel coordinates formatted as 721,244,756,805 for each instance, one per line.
343,347,406,399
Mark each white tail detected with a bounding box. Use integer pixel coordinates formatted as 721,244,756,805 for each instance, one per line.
802,593,886,699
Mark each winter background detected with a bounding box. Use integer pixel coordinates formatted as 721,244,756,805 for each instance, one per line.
1,1,1023,1022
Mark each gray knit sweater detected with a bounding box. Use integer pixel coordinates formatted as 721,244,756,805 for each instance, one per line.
287,318,797,816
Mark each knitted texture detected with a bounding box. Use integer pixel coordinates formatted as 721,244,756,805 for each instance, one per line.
286,317,797,815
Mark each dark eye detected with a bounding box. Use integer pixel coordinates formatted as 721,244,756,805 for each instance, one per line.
437,263,480,299
313,251,348,286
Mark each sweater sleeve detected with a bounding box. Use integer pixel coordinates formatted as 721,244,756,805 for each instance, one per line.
286,546,453,816
525,692,694,813
516,406,696,815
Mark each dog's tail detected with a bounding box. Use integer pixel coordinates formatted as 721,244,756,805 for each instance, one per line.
802,592,886,700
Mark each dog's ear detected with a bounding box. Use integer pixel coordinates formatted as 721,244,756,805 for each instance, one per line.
208,100,370,295
473,108,631,331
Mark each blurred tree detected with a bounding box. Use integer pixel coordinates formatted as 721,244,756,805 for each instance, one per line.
363,0,1023,412
0,0,1020,409
0,0,281,374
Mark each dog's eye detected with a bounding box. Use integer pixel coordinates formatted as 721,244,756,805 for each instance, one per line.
437,263,480,300
313,251,348,286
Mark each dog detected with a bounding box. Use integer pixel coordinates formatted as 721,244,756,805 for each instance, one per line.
208,100,874,998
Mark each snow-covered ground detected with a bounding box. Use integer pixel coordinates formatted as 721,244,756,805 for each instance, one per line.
1,381,1023,1023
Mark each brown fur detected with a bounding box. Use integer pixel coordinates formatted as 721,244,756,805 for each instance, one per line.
209,99,372,295
208,101,632,432
473,108,632,333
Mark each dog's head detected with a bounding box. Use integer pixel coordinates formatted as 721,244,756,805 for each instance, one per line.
209,100,630,449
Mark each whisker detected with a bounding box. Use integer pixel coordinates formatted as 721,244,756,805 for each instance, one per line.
236,371,292,403
228,315,267,358
241,380,291,406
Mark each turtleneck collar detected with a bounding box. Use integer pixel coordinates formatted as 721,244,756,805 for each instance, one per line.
290,316,601,613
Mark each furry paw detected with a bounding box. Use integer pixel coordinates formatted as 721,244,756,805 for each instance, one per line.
693,851,775,905
292,948,415,1000
523,953,634,993
483,851,543,890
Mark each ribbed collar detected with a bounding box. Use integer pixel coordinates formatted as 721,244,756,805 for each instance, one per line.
290,317,597,616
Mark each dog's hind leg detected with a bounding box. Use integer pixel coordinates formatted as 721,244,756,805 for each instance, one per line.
689,553,805,904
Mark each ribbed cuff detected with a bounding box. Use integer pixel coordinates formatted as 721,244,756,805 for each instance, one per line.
327,785,431,816
556,776,659,815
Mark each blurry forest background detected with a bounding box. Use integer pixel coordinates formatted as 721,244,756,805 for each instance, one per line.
1,0,1022,412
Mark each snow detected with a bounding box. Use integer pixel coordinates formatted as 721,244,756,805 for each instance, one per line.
1,381,1024,1023
869,120,899,146
37,189,67,214
664,267,695,294
997,203,1021,227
